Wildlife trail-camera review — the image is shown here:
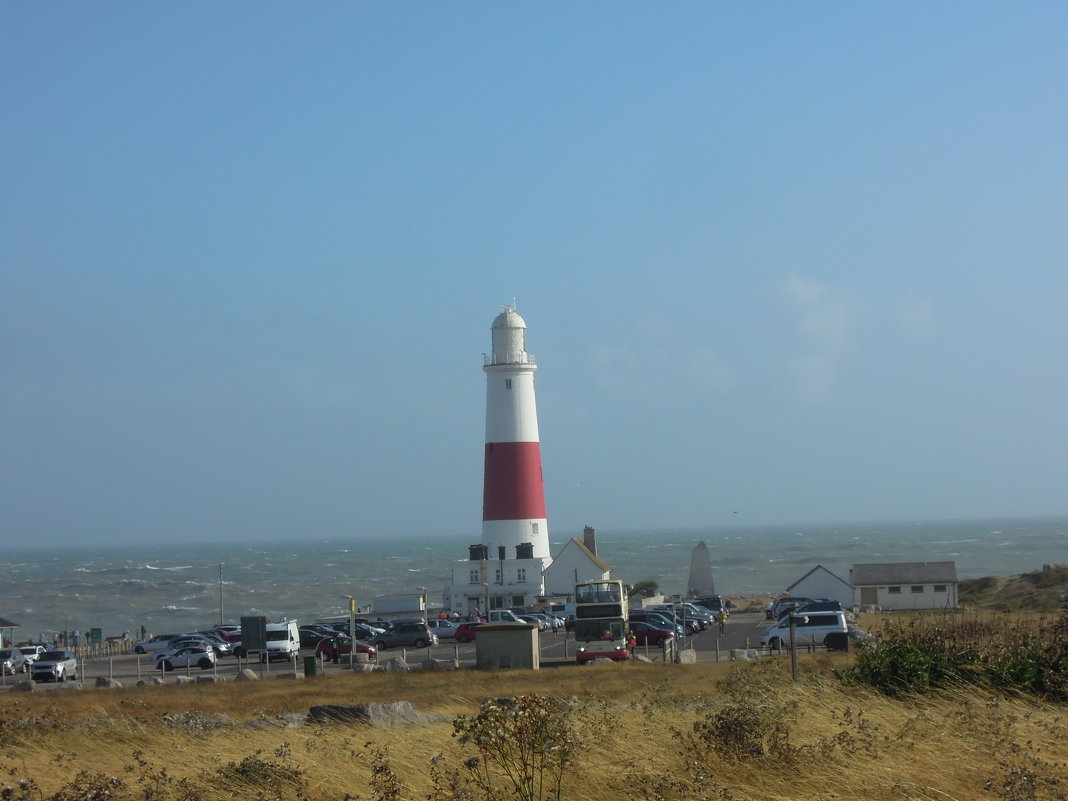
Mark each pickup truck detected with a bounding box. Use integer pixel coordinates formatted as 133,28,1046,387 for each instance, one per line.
30,650,78,682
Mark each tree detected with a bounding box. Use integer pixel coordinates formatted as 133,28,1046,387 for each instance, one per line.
627,579,659,598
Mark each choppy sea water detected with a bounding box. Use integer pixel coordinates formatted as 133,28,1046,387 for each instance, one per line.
3,516,1065,641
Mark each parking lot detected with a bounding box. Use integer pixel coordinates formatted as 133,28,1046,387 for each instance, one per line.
1,613,778,691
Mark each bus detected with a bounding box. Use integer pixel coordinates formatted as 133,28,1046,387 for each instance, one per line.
573,579,629,663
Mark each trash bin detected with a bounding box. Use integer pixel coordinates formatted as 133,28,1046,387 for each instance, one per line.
303,655,317,676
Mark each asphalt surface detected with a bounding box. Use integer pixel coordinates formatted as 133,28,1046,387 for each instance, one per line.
2,613,776,691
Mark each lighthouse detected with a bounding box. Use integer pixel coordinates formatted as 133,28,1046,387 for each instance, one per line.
482,304,551,560
444,303,552,615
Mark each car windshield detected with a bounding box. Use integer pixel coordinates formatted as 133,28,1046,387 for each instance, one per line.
19,647,36,655
38,652,65,662
0,650,13,658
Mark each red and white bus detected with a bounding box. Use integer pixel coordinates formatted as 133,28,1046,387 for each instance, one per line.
573,579,629,663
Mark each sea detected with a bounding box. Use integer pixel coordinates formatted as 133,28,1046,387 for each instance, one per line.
3,516,1065,642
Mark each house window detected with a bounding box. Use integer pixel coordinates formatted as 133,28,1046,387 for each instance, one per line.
512,595,524,607
495,569,501,583
516,568,526,582
469,570,479,584
934,584,947,593
888,586,901,594
505,379,512,390
911,585,924,593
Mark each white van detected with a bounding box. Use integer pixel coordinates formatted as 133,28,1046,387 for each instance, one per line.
242,620,299,661
759,611,849,650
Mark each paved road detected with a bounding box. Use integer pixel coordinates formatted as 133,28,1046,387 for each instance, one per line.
2,613,777,691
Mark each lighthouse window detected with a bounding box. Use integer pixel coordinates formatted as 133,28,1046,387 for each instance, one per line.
505,379,513,390
531,523,539,535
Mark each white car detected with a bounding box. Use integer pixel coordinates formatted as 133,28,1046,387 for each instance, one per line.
154,645,216,672
18,645,46,665
30,650,78,682
133,634,181,654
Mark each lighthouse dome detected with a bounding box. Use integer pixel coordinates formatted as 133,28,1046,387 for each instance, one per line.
489,305,531,366
491,307,527,330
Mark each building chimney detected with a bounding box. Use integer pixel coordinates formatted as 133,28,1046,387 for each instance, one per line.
583,525,597,556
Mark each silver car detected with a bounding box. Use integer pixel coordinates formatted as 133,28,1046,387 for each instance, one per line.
0,648,28,675
30,651,77,682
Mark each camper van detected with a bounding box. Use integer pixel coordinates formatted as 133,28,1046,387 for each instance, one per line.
237,620,300,662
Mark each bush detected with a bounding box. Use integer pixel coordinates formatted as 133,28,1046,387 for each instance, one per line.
842,613,1068,699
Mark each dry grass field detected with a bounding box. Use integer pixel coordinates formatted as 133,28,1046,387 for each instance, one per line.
2,647,1066,801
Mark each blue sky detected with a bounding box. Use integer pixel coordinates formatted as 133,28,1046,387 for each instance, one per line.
3,3,1067,547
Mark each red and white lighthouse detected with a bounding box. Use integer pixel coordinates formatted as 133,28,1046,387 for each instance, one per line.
482,304,551,561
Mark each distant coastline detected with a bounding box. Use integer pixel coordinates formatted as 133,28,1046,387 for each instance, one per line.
3,515,1065,640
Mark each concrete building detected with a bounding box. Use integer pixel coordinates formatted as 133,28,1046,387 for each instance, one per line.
850,561,958,610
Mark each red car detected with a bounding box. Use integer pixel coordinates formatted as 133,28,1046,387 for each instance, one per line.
453,622,483,643
628,620,675,647
315,636,377,662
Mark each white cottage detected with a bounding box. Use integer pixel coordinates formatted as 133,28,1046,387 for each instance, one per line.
850,562,958,610
542,526,611,598
786,565,853,608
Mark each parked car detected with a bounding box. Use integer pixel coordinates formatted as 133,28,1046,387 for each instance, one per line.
794,600,844,614
693,595,729,615
628,611,687,638
771,597,813,620
0,648,28,675
524,612,563,630
193,631,234,655
315,636,377,662
30,650,78,682
133,634,181,654
759,611,850,650
520,614,550,630
154,645,216,672
426,619,459,639
299,627,329,649
628,620,675,647
18,645,46,665
368,622,438,649
211,625,243,643
351,622,384,641
168,635,227,655
453,622,483,643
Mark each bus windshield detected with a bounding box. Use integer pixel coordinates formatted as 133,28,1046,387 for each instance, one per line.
575,582,621,604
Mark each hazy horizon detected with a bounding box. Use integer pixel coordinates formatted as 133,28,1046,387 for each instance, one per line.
4,5,1066,549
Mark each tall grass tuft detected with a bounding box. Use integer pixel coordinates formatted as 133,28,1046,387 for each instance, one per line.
842,611,1068,698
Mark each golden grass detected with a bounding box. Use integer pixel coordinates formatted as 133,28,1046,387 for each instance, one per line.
2,656,1066,801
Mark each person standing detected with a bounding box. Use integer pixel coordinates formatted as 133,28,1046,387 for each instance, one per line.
715,609,727,635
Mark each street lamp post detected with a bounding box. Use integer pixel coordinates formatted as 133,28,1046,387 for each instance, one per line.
672,593,682,663
343,596,357,669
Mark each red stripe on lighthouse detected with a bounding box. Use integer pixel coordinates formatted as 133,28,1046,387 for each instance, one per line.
482,441,546,521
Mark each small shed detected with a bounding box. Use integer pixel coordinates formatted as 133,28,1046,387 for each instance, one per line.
786,565,853,608
475,623,540,670
0,617,18,647
850,562,958,610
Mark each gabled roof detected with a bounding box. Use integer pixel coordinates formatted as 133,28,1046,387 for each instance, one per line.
851,561,958,585
787,564,852,592
554,538,611,573
0,617,19,628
